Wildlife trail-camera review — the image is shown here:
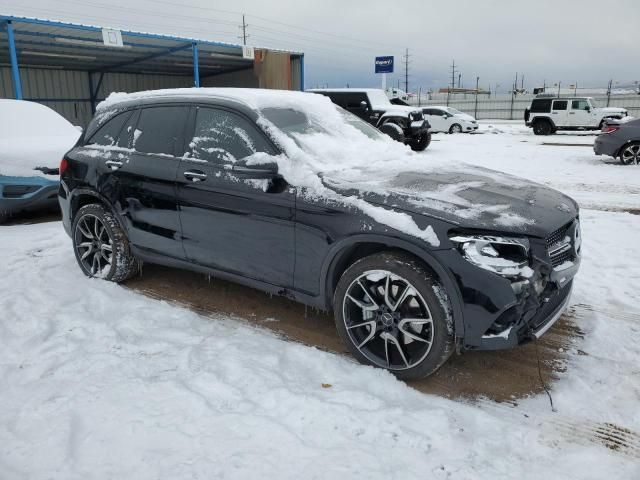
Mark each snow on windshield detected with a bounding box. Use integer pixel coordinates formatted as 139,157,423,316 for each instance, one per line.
0,100,80,177
366,90,392,106
98,89,536,241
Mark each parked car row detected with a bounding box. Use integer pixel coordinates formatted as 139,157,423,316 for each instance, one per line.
307,88,479,152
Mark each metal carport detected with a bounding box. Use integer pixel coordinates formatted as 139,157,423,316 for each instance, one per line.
0,15,304,125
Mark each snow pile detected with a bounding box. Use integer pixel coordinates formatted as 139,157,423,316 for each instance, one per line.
0,100,80,177
1,221,637,479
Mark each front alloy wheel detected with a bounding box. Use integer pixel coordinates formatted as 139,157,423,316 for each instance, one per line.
449,123,462,134
334,253,454,380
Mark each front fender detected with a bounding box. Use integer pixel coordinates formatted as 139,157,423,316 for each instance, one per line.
320,234,465,338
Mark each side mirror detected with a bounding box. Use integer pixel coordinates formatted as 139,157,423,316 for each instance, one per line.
360,100,369,112
585,106,591,112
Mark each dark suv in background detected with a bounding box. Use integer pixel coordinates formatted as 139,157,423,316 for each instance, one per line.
308,88,431,151
59,88,580,380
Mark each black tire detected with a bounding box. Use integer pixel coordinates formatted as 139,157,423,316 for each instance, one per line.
532,119,553,135
410,132,431,151
448,123,462,134
619,142,640,165
72,203,139,282
379,122,405,143
333,252,455,380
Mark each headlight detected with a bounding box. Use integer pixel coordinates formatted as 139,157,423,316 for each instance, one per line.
449,235,532,278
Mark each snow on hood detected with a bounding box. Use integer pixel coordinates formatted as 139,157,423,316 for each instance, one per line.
0,100,80,177
454,113,476,122
99,89,573,243
600,107,627,113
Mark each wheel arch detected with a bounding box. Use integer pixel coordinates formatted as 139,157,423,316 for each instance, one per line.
320,235,465,337
532,116,556,129
70,188,128,233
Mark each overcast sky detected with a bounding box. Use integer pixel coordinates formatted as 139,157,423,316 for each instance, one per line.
2,0,638,93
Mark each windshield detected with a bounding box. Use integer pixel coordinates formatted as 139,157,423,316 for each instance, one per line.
446,107,464,115
588,98,599,108
260,105,386,147
367,90,392,106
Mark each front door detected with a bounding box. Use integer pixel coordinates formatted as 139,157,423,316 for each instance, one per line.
568,99,593,127
177,105,296,288
90,105,189,259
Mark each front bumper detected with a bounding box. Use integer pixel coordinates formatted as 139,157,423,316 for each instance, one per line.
464,123,479,132
406,120,429,140
0,175,59,220
434,219,581,351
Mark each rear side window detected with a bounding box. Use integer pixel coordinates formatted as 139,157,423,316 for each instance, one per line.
87,111,132,146
552,100,568,111
530,99,552,113
133,106,190,156
189,107,275,164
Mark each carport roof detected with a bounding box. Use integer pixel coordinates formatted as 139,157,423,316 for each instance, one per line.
0,15,302,77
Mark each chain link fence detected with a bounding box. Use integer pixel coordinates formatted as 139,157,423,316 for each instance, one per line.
409,93,640,120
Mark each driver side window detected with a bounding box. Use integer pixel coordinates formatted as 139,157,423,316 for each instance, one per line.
189,107,275,164
571,99,589,110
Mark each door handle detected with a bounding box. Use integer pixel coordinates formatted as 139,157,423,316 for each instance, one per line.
569,112,575,115
183,170,207,182
105,160,123,170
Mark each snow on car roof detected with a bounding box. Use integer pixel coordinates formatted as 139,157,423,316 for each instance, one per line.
306,88,387,93
97,88,329,113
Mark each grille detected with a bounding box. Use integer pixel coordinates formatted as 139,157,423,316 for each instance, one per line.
545,222,571,248
546,220,576,268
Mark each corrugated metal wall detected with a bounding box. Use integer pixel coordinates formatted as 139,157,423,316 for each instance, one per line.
1,57,303,125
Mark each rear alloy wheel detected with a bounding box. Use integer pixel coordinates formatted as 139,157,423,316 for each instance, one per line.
620,142,640,165
72,203,139,282
334,253,454,380
533,119,552,135
449,123,462,134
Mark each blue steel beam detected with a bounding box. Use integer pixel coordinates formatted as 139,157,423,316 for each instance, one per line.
192,42,200,87
6,20,23,99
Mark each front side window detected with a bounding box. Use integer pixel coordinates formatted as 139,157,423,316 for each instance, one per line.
572,99,590,110
133,106,190,156
189,107,274,163
86,111,132,147
552,100,568,111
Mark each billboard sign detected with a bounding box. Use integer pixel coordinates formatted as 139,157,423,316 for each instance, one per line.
375,56,394,74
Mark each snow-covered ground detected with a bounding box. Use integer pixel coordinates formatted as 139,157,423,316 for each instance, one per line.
1,122,639,478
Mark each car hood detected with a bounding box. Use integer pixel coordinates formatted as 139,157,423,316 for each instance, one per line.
454,113,476,122
599,107,627,114
323,166,578,238
374,104,420,116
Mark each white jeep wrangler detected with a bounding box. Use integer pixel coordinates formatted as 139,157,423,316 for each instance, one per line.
525,95,627,135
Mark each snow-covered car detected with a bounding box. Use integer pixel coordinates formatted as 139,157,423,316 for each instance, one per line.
0,100,80,222
59,88,580,380
524,96,628,135
421,106,479,133
594,118,640,165
307,88,431,151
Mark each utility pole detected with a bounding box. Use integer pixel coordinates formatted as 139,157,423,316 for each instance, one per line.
450,59,458,90
403,48,410,94
520,73,524,90
240,14,248,45
607,79,612,106
458,73,462,88
474,76,479,118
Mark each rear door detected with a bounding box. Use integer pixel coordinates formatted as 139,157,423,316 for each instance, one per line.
177,105,296,288
569,99,592,127
94,104,190,259
551,99,569,125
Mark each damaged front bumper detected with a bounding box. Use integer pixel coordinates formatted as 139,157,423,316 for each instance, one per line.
435,218,581,351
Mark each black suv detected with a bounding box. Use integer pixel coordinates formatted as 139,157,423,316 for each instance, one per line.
307,88,431,151
59,88,580,380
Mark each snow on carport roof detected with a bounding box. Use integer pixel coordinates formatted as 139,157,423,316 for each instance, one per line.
0,15,302,77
